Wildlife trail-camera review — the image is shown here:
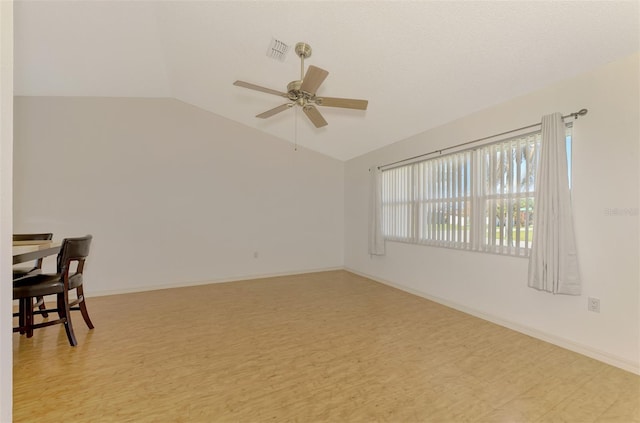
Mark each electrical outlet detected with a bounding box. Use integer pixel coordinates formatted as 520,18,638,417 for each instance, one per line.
588,297,600,313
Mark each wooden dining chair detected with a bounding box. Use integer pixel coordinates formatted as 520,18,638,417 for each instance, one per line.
13,233,54,318
13,235,94,346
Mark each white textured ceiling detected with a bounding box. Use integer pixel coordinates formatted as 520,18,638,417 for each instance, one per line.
14,0,640,161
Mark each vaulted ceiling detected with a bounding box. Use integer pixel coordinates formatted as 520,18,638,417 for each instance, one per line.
14,1,639,161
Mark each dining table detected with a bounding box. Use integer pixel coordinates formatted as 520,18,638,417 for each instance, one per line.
13,241,61,265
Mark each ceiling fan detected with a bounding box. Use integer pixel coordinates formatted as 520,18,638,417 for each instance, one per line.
233,42,368,128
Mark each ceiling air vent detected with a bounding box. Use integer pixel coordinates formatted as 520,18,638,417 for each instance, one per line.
266,38,290,62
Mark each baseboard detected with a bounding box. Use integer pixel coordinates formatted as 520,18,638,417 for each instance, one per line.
86,266,344,297
344,267,640,376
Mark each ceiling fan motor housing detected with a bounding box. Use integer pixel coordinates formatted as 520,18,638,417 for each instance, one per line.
287,80,302,96
287,80,316,106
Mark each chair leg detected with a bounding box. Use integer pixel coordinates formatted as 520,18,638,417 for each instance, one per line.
25,297,34,338
18,298,26,335
36,295,49,318
59,291,77,347
56,294,65,320
76,286,94,329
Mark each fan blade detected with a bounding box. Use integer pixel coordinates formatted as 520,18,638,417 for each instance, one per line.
300,65,329,95
303,105,328,128
316,97,368,110
233,80,287,97
256,103,292,119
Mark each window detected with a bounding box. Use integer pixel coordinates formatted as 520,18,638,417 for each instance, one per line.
479,133,539,255
382,151,473,248
381,126,572,257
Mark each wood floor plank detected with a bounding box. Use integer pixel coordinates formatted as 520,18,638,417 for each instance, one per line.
12,270,639,422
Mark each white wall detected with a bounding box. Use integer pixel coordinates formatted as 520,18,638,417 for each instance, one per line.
345,53,640,373
13,97,344,295
0,2,13,421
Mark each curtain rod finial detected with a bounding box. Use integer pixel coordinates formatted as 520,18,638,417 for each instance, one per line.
574,109,588,119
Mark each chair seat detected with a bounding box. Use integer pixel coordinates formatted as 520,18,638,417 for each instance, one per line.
13,267,41,279
13,273,84,298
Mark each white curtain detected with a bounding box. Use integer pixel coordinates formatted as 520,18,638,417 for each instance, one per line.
368,166,386,256
528,113,581,294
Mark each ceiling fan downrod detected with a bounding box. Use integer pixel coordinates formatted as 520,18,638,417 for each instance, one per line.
295,42,312,81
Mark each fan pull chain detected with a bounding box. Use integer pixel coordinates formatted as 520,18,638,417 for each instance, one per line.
294,106,298,151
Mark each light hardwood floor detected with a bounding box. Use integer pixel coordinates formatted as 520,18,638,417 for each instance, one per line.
13,270,639,422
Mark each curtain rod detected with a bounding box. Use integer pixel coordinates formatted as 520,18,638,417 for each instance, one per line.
378,108,588,171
